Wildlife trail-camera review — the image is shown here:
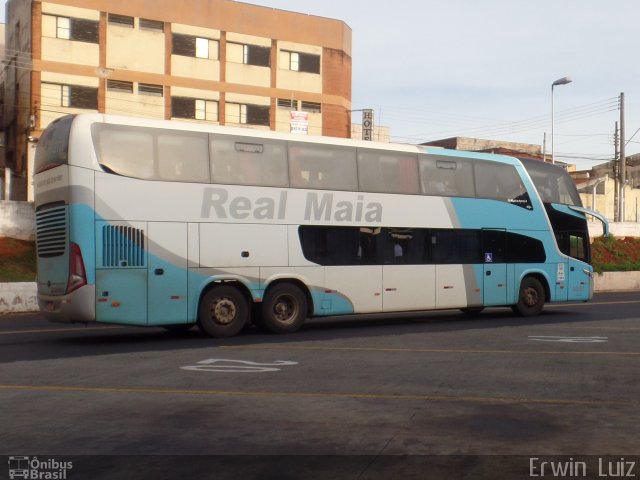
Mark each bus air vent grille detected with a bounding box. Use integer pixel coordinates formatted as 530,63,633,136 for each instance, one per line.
102,225,146,268
36,206,68,258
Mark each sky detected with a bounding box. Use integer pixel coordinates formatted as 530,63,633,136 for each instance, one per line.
2,0,639,170
245,0,640,170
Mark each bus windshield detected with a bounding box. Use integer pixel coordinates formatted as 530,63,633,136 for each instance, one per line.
34,114,74,173
520,158,582,207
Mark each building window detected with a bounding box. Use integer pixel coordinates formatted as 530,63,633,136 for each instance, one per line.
106,80,134,93
139,18,164,32
45,15,99,43
56,16,70,39
44,83,98,110
281,50,320,74
236,44,270,67
227,103,270,126
172,33,217,59
138,83,163,96
108,13,134,27
172,97,218,121
301,101,321,113
277,98,297,109
196,38,210,59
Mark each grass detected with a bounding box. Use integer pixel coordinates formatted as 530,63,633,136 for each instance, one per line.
591,235,640,274
0,234,638,282
0,237,37,282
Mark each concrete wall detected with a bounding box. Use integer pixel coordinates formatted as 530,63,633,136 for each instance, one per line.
0,283,39,313
0,201,35,241
588,221,640,239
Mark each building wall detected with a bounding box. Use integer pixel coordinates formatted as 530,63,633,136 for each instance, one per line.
4,0,34,191
580,177,640,223
4,0,353,198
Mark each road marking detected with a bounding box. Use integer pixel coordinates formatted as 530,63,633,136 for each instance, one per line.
0,326,123,335
553,299,640,308
0,383,636,408
220,345,640,357
528,336,608,343
181,359,298,373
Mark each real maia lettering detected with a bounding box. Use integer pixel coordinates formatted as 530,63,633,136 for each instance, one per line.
201,187,382,223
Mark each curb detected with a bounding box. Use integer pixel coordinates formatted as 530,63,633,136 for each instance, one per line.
1,276,638,314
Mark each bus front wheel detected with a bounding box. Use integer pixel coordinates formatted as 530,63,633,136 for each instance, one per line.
198,285,248,338
513,277,545,317
261,283,308,334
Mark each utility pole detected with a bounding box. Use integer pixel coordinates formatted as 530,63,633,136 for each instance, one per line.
619,92,626,222
614,121,619,222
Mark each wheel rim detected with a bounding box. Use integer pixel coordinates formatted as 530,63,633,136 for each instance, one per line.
523,287,539,308
272,294,298,325
211,298,237,325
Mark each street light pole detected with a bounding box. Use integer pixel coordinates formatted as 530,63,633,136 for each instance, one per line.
551,76,573,164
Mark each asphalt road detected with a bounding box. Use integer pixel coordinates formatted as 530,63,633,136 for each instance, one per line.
1,293,639,479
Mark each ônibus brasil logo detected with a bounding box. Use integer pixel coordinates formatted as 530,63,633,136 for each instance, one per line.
8,456,73,479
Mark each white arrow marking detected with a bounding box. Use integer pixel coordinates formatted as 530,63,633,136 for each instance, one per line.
181,359,298,373
528,336,608,343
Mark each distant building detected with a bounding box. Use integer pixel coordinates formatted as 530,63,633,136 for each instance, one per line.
2,0,353,200
422,137,542,157
574,153,640,223
350,123,390,143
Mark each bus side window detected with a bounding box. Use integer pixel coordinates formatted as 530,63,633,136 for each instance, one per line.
357,151,419,194
157,131,209,182
210,137,288,187
94,125,154,179
419,156,474,197
432,229,481,264
475,162,530,208
289,143,357,191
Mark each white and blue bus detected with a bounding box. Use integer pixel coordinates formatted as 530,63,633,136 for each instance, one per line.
34,114,607,337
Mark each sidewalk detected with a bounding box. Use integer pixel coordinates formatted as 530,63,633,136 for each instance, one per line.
2,273,638,314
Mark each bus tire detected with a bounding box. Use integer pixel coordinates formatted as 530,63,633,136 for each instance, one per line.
513,277,545,317
197,285,248,338
261,283,307,334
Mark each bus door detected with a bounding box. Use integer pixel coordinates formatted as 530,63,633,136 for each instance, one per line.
324,227,382,314
482,229,507,306
96,221,148,325
148,222,189,325
382,229,435,312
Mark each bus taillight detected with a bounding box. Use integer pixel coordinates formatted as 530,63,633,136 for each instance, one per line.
67,242,87,293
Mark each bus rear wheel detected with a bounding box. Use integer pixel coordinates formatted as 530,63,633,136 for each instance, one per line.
513,277,545,317
198,285,248,338
261,283,308,334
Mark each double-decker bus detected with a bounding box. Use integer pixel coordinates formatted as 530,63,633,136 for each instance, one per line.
34,114,607,337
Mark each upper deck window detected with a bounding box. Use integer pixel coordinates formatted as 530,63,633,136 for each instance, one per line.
210,136,288,187
289,143,357,191
520,158,582,207
92,124,210,183
358,150,419,194
420,156,475,197
35,115,73,173
474,161,532,209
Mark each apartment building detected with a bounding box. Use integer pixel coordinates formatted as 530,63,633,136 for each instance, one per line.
3,0,353,199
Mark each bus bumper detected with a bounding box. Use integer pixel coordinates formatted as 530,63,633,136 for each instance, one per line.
38,285,96,323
